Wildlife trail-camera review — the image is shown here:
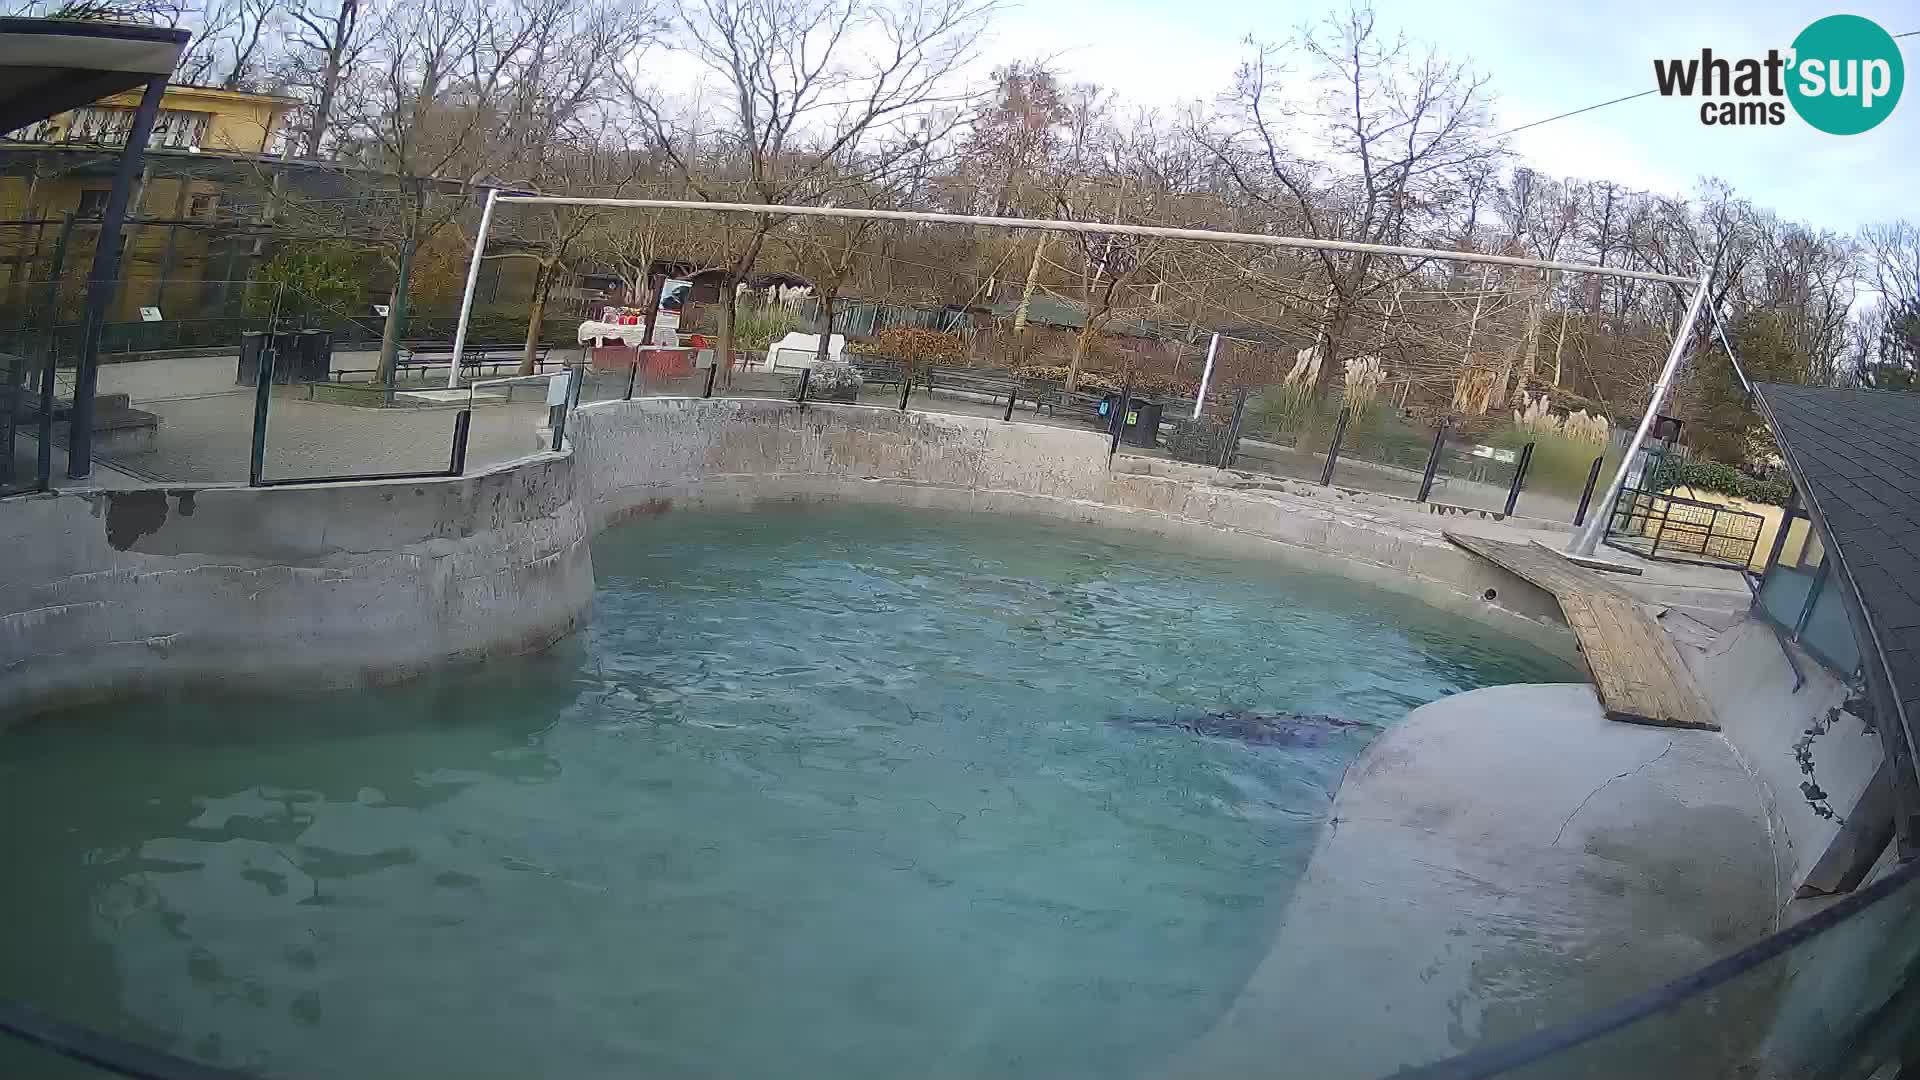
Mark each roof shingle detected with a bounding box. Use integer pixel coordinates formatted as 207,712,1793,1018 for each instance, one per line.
1757,383,1920,756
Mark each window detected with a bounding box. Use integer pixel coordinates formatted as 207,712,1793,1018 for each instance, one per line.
189,193,216,218
57,107,210,149
76,189,110,218
149,110,211,150
1757,507,1863,675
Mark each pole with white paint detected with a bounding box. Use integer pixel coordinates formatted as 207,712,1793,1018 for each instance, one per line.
1193,332,1219,419
1568,271,1713,557
446,187,500,390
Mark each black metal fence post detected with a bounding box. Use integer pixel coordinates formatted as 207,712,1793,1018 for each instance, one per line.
1219,388,1248,469
69,76,166,480
1002,385,1017,421
794,366,811,407
247,348,275,486
1573,455,1605,526
449,409,472,475
1503,441,1535,516
702,362,718,398
1107,378,1134,459
1417,422,1448,502
1319,407,1351,486
898,371,912,410
32,214,73,490
623,352,639,400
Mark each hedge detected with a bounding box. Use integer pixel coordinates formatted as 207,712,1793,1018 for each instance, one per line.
1654,458,1794,506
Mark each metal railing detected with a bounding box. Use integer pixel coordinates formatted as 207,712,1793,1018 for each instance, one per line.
1605,487,1765,570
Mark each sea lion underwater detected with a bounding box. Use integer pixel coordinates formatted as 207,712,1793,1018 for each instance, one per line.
1108,709,1377,748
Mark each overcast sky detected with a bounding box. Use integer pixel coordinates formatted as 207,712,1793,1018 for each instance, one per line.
976,0,1917,235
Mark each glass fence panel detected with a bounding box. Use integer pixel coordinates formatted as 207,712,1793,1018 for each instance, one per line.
1392,858,1920,1080
1333,408,1442,500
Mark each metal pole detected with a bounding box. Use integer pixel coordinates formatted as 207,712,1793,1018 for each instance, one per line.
1504,441,1534,517
36,212,74,394
490,196,1696,286
1003,385,1017,421
33,213,75,491
1320,407,1351,486
898,372,911,410
449,409,471,474
702,362,717,398
1107,378,1133,459
1569,271,1713,556
69,75,167,480
1417,423,1447,503
794,366,811,407
248,347,274,485
1193,332,1219,419
1219,388,1248,469
446,187,498,389
1573,456,1605,526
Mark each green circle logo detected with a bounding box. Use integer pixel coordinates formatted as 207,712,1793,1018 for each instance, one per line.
1787,14,1904,135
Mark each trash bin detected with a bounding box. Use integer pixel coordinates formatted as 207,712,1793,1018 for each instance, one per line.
236,331,265,386
1124,398,1164,447
297,329,333,382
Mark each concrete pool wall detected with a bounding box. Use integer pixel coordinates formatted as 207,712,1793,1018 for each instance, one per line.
0,454,591,716
0,396,1584,716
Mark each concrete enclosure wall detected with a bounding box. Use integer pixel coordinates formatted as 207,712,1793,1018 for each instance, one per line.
0,454,592,716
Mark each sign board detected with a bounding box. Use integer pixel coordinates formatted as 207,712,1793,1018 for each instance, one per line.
651,278,693,344
1470,445,1519,465
545,373,571,407
138,306,162,322
373,304,391,318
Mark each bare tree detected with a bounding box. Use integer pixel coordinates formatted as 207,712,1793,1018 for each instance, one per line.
1198,4,1500,398
1858,221,1920,387
281,0,542,380
175,0,283,88
631,0,992,383
280,0,373,157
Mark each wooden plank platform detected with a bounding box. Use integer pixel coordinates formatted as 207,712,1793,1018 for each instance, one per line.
1445,532,1719,731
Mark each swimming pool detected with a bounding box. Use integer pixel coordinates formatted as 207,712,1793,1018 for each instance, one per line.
0,504,1573,1079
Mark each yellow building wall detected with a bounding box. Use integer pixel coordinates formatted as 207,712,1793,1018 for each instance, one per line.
81,85,294,155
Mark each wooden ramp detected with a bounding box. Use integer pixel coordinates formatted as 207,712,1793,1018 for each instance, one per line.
1445,532,1718,731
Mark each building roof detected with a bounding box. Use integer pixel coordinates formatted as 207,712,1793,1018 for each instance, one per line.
0,18,188,134
1754,383,1920,756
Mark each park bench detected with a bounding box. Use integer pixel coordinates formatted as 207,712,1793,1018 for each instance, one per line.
330,343,558,384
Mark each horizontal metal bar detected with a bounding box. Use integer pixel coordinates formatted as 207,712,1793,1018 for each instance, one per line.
252,468,457,487
491,197,1696,286
0,997,260,1080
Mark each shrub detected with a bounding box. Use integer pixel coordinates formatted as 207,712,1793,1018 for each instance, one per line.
851,327,967,366
1008,365,1192,397
729,303,804,351
1342,354,1387,426
1654,458,1794,506
809,360,865,397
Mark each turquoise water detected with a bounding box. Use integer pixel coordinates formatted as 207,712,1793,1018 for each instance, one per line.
0,505,1572,1079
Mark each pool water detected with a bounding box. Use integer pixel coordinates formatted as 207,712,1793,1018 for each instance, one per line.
0,505,1573,1079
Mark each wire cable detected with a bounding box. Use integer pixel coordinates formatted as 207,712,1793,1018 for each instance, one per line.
1485,89,1659,142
